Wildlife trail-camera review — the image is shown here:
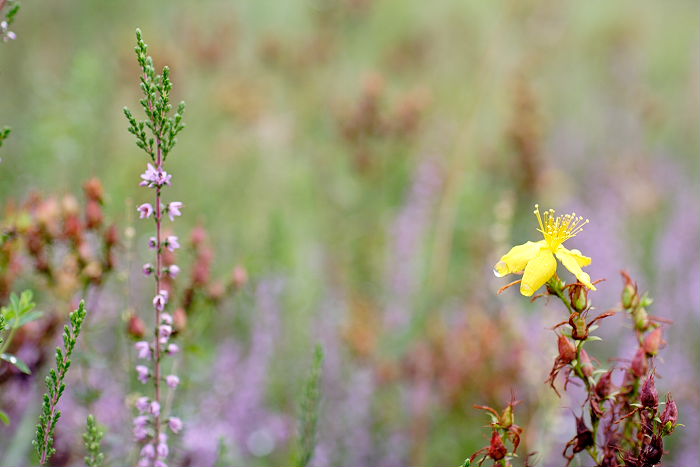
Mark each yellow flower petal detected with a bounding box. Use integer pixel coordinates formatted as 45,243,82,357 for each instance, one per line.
493,240,546,277
557,246,592,267
520,248,557,296
555,247,596,290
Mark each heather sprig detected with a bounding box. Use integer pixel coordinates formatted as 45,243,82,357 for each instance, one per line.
83,414,105,467
123,29,185,162
33,300,87,465
0,290,42,375
125,28,185,467
293,345,324,467
466,397,523,467
0,0,19,42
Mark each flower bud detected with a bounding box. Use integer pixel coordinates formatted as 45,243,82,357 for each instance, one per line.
570,313,589,340
173,307,187,332
641,435,663,465
642,328,665,356
232,265,248,289
128,314,147,339
488,432,507,461
620,271,638,309
632,307,649,331
661,393,678,434
595,370,614,399
569,284,590,312
83,178,104,203
630,348,648,378
579,349,593,378
557,334,577,364
85,199,104,230
104,223,119,247
640,374,659,410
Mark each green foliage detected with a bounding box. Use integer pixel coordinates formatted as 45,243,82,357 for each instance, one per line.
1,0,20,24
33,300,88,465
0,126,10,148
0,290,42,374
123,28,185,162
83,414,105,467
293,345,324,467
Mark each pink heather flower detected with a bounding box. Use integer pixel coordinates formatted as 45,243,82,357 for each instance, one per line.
135,341,151,359
165,235,180,251
157,443,169,458
136,365,150,383
134,425,149,442
133,415,149,429
143,263,154,276
167,343,180,354
166,201,183,221
166,265,180,277
159,324,172,339
159,289,170,303
137,203,154,219
148,236,158,249
154,461,168,467
153,294,166,311
150,400,161,416
166,375,180,389
168,416,183,433
160,313,173,325
140,443,156,459
140,163,172,188
135,396,150,413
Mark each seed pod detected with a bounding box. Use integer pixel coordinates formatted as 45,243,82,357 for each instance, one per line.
640,374,659,410
579,349,594,378
642,328,665,356
595,370,614,399
569,284,590,312
488,432,507,461
570,313,589,340
661,393,678,434
573,415,594,453
632,307,649,331
641,435,663,465
630,348,648,378
128,314,146,339
557,334,577,364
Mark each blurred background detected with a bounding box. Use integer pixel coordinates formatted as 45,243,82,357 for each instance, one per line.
0,0,698,465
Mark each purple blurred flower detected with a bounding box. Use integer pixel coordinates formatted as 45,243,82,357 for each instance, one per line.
165,235,180,251
140,163,172,187
136,365,150,383
169,417,183,434
138,203,154,219
166,264,180,277
166,201,183,221
153,294,166,311
135,341,151,359
166,375,180,389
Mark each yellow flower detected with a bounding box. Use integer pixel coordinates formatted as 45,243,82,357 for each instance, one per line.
494,205,596,297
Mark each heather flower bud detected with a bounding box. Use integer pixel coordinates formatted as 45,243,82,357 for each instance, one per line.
85,200,104,230
166,374,180,389
168,417,183,433
642,328,665,356
640,374,659,410
641,435,663,465
136,365,150,383
487,432,507,461
104,223,119,246
620,271,638,309
661,393,678,434
153,294,166,311
143,263,154,275
557,334,577,364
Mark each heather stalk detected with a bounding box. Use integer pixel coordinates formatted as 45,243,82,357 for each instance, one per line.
124,28,185,467
83,414,105,467
293,345,325,467
33,300,88,464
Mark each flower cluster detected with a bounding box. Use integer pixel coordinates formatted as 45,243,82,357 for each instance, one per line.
465,396,523,467
124,28,186,467
493,206,681,466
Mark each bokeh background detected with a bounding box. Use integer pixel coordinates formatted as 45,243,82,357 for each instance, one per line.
0,0,698,466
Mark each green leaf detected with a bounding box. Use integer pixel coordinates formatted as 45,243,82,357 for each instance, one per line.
15,310,44,327
0,410,9,425
1,353,31,374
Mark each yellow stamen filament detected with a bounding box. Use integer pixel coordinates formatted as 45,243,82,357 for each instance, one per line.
533,204,588,250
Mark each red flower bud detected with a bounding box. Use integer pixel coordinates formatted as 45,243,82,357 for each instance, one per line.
557,334,577,364
579,349,594,378
85,200,103,230
595,370,614,399
488,432,507,461
661,393,678,433
127,314,146,339
630,348,648,378
641,435,663,465
620,270,638,309
104,224,119,247
642,328,665,356
83,178,104,203
640,374,659,410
